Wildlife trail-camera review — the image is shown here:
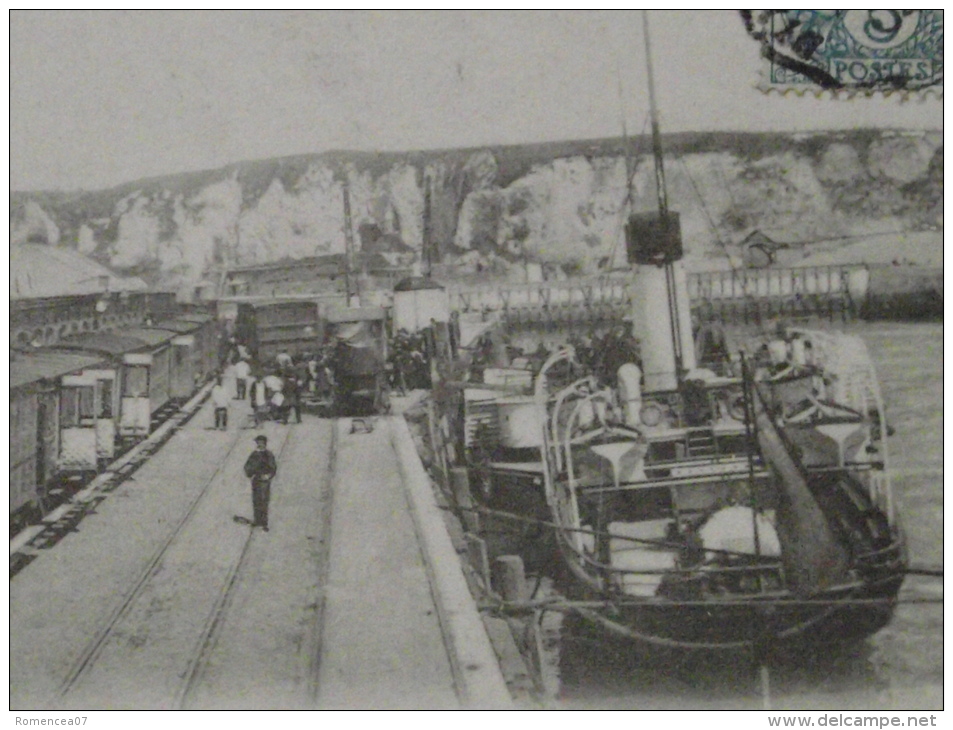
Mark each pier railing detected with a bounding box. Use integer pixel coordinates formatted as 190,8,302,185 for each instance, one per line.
688,265,868,302
449,277,631,314
447,264,868,324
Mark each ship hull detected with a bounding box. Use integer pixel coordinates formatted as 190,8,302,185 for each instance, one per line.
555,545,905,655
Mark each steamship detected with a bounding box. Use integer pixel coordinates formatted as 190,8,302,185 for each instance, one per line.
458,15,906,653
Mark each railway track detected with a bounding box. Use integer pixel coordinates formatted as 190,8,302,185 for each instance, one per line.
12,408,507,710
54,425,297,709
179,421,339,710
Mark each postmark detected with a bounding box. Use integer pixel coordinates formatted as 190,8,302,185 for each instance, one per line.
741,10,943,94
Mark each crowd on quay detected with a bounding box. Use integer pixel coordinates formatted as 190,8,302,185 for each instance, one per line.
209,325,443,429
214,336,338,429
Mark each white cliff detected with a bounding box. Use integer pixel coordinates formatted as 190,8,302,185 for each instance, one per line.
9,129,942,289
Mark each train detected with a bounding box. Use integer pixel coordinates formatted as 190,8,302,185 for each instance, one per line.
12,292,435,531
10,313,221,532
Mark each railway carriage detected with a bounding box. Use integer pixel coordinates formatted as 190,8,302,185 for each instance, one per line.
115,327,180,436
11,314,220,531
11,349,110,524
147,315,218,400
173,313,220,385
56,329,173,441
52,332,148,462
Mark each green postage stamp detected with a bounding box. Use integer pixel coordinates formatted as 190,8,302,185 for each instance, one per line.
742,10,943,94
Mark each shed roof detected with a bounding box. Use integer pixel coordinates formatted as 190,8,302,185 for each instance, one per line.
121,327,178,346
11,349,107,391
56,332,153,356
173,313,214,325
11,244,148,299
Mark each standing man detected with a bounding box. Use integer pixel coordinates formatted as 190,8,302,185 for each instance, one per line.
276,349,293,375
234,357,251,400
211,375,229,430
249,373,268,428
244,434,276,531
286,375,302,424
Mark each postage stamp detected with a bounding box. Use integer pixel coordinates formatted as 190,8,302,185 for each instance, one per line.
742,10,943,94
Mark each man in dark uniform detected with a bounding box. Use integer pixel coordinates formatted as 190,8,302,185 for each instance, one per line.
244,434,276,531
285,375,302,424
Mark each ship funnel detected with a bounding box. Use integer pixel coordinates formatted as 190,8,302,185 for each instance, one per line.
626,212,696,391
625,211,683,266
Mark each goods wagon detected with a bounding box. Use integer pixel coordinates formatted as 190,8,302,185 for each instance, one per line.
325,306,390,417
233,299,323,363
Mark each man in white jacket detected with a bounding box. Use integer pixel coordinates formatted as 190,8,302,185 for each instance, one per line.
211,376,229,430
234,358,251,400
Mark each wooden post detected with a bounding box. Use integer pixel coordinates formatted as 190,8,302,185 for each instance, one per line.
466,533,491,588
493,554,527,603
450,467,480,533
425,398,445,487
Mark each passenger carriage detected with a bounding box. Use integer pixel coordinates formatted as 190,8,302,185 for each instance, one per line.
11,313,219,532
11,349,110,523
56,329,173,442
147,315,217,400
173,313,219,385
50,332,146,465
114,327,180,437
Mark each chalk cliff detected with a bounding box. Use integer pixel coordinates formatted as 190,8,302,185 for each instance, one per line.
11,129,942,290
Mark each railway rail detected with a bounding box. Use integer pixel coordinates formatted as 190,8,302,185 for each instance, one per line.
11,392,510,710
53,425,295,709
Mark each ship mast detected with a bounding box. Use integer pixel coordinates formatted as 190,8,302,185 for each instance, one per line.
642,12,669,218
342,179,358,305
423,174,433,278
642,10,684,380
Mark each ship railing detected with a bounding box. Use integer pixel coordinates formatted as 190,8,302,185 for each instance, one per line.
551,519,784,582
576,468,770,494
788,329,895,524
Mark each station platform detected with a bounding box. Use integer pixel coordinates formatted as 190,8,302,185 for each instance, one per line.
10,393,511,710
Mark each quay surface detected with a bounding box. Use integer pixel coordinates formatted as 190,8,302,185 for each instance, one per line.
10,391,511,710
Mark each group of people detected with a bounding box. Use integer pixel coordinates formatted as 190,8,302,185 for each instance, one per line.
388,329,433,393
235,354,307,427
569,327,642,388
211,345,325,431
